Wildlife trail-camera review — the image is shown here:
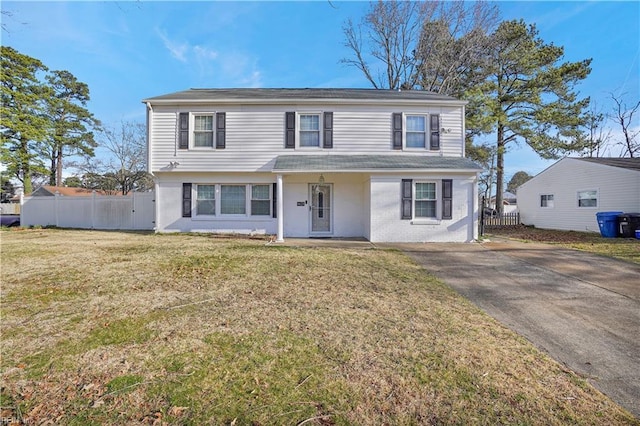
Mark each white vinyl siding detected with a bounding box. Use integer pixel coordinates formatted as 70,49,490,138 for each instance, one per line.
519,158,640,232
148,104,466,173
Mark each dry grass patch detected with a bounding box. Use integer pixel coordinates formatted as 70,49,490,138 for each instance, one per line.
1,229,637,425
489,225,640,264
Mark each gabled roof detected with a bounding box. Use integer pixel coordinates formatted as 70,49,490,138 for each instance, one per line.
272,155,481,172
575,157,640,172
143,88,464,105
31,186,110,196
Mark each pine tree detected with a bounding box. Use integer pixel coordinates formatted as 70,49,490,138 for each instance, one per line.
0,46,49,193
469,20,591,212
42,70,100,186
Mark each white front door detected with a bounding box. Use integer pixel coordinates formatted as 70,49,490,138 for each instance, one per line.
309,183,332,235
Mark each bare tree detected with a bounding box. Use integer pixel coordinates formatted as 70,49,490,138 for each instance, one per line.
610,93,640,158
341,1,432,89
413,1,499,96
72,121,152,195
578,102,611,158
100,120,152,194
342,1,499,93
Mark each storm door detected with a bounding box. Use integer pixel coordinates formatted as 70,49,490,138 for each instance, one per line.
309,184,332,234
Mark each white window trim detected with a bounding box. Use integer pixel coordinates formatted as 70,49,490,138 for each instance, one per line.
412,180,439,222
540,194,555,208
191,112,216,149
192,184,273,219
404,114,428,150
576,188,599,208
297,112,323,149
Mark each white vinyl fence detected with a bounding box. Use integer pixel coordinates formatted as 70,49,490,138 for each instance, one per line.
0,203,20,214
21,191,155,230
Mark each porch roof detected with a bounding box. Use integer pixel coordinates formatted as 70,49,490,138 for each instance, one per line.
272,155,482,173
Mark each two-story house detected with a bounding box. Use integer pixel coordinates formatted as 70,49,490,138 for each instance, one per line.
143,88,481,242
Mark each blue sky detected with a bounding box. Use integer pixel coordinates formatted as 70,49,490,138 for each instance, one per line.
2,1,639,182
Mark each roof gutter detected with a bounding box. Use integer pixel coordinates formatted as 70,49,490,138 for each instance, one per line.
141,98,468,107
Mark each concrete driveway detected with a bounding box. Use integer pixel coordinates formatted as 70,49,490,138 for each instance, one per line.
392,240,640,418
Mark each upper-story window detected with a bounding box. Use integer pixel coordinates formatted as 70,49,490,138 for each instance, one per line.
178,112,226,150
285,112,333,149
194,115,214,147
299,114,320,147
406,115,427,148
392,113,440,151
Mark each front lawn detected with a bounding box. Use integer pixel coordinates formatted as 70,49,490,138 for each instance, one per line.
1,229,636,424
488,225,640,264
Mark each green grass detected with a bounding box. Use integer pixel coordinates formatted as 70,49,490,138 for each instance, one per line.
1,229,637,425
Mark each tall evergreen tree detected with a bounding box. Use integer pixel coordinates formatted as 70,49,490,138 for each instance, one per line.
42,70,100,186
468,20,591,212
0,46,49,193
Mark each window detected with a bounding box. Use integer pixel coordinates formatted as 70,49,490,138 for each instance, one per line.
415,182,437,218
540,194,554,208
190,183,274,217
196,185,215,215
251,185,271,216
221,185,246,215
299,114,320,147
577,190,598,207
406,115,426,148
194,115,214,147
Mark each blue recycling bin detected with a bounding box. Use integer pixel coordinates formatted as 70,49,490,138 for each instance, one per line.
596,211,623,238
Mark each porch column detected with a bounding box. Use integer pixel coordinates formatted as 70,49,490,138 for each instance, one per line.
276,174,284,242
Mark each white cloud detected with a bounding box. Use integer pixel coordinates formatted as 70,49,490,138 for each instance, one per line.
156,28,189,62
154,28,264,88
238,70,263,88
193,45,218,61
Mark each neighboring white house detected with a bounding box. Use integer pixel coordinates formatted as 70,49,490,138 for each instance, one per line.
518,157,640,232
489,191,518,214
143,88,482,242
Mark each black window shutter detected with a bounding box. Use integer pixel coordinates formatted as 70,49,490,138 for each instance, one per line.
272,182,277,218
182,183,192,218
285,112,295,148
401,179,412,220
323,112,333,148
430,114,440,150
442,179,452,219
179,112,189,149
392,113,403,150
216,112,226,149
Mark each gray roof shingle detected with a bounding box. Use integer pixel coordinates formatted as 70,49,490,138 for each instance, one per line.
576,157,640,172
144,88,461,103
273,155,482,172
